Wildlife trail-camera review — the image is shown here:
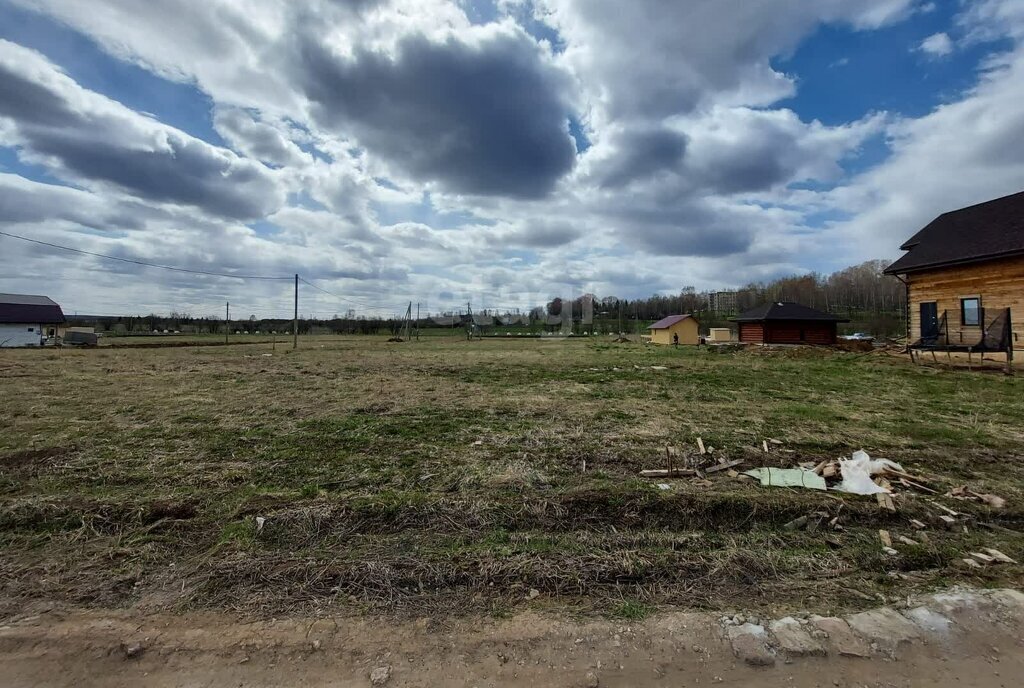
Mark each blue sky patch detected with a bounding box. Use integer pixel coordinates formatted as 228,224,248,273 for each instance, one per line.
776,4,1010,125
0,4,224,147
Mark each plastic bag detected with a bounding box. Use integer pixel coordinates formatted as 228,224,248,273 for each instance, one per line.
832,449,903,495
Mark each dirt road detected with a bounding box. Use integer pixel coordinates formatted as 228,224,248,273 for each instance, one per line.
2,589,1022,687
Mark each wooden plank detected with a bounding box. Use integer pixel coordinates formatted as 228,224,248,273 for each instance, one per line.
784,516,808,530
928,500,960,516
704,459,744,474
696,437,706,455
897,477,939,494
881,468,934,484
639,468,696,478
984,548,1018,564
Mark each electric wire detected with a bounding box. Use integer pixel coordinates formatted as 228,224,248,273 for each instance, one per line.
0,230,293,280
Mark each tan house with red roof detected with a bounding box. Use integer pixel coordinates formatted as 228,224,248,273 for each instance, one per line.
647,314,699,345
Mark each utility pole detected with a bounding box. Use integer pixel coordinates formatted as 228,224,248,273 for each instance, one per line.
293,273,298,350
225,302,229,345
416,302,420,341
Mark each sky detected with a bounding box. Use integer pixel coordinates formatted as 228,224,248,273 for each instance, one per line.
1,0,1023,318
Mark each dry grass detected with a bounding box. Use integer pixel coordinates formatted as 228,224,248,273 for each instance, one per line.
1,335,1023,619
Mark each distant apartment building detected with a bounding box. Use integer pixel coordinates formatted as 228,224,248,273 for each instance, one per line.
708,290,737,314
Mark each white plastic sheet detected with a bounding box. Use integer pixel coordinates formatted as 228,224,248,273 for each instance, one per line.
832,449,904,495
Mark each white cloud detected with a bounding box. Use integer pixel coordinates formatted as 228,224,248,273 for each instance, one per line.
828,27,1024,265
0,40,285,219
917,31,953,57
2,0,1024,314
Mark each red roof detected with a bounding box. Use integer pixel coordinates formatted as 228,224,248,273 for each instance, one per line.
648,314,694,330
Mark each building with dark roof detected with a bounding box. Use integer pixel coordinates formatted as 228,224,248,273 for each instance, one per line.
0,293,66,347
884,190,1024,347
647,314,699,345
730,302,848,345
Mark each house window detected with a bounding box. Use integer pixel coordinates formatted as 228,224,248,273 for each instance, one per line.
961,297,981,327
27,327,34,332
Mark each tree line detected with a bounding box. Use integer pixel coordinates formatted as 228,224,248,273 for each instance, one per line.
67,259,906,338
547,259,906,336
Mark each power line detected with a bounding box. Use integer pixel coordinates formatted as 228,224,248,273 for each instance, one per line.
0,230,293,280
297,276,405,312
2,229,543,316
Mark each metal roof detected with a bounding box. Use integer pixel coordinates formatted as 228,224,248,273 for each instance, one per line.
885,190,1024,274
0,293,66,324
648,314,694,329
730,302,848,323
0,293,58,306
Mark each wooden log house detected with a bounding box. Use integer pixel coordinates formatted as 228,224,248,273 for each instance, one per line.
884,190,1023,350
730,302,848,345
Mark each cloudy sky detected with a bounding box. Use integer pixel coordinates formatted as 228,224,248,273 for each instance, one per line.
1,0,1023,318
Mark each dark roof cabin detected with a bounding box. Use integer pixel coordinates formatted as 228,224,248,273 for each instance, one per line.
885,190,1024,275
884,190,1024,354
730,302,848,345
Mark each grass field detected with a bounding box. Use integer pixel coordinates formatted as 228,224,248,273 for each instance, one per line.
2,336,1023,619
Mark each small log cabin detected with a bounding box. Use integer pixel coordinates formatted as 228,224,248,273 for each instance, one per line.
731,302,848,345
884,190,1024,346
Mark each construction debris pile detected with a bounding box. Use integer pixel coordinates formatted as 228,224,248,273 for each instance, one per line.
794,449,938,512
639,441,1016,573
638,441,744,479
639,444,1008,518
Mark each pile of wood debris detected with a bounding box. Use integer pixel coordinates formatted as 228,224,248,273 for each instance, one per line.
946,485,1007,509
961,548,1018,569
638,441,744,479
800,457,939,512
638,443,1008,522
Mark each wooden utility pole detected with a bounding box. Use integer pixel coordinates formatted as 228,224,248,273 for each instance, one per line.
293,273,298,349
416,302,420,341
225,302,229,345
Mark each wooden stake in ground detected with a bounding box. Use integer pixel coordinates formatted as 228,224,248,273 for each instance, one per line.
665,445,679,474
